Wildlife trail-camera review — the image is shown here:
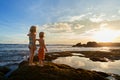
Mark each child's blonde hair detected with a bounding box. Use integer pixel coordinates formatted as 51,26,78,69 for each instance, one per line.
39,32,44,38
29,26,36,33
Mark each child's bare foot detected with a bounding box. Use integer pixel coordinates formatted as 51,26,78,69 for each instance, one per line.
29,63,35,66
38,64,44,67
38,62,44,67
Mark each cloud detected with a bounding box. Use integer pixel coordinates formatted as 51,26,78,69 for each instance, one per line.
118,10,120,14
104,20,120,30
39,18,120,44
89,14,105,22
42,23,72,33
41,18,120,35
41,18,100,34
99,23,108,29
74,24,84,29
68,15,86,22
59,14,87,22
90,18,103,23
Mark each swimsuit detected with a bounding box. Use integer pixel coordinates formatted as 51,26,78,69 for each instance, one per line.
29,37,33,45
28,36,36,49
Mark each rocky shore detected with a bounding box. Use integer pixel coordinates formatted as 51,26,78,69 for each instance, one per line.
1,49,120,80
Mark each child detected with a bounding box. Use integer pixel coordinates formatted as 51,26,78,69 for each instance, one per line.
27,26,36,66
36,32,47,66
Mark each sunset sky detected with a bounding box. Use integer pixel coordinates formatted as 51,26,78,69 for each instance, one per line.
0,0,120,44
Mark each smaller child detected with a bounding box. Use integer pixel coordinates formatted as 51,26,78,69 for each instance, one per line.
36,32,47,66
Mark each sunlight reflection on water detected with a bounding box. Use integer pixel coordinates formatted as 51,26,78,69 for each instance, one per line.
53,55,120,75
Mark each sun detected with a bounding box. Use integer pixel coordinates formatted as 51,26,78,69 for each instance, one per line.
93,28,119,42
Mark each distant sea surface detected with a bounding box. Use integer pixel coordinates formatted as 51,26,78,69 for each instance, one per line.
0,44,120,66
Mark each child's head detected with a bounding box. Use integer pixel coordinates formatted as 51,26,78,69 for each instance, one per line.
29,26,36,33
39,32,44,38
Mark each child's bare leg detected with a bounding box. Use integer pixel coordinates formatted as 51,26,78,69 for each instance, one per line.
31,53,34,63
31,49,35,62
29,49,32,65
39,59,44,66
29,48,34,65
41,60,43,65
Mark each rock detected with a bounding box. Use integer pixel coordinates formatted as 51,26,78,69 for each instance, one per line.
113,74,120,80
0,72,4,80
73,42,120,47
90,57,109,62
8,62,109,80
0,66,10,74
19,61,28,68
95,71,110,77
33,51,72,62
72,42,100,47
72,43,82,47
0,66,10,80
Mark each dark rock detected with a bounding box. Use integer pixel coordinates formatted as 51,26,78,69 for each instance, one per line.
72,43,82,47
0,72,4,80
0,66,10,80
86,42,99,47
114,74,120,80
96,71,110,77
73,42,120,47
8,62,109,80
33,51,72,62
19,61,28,68
90,57,109,62
0,66,10,74
72,41,100,47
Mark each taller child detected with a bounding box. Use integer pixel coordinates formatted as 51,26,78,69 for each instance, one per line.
27,26,36,66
